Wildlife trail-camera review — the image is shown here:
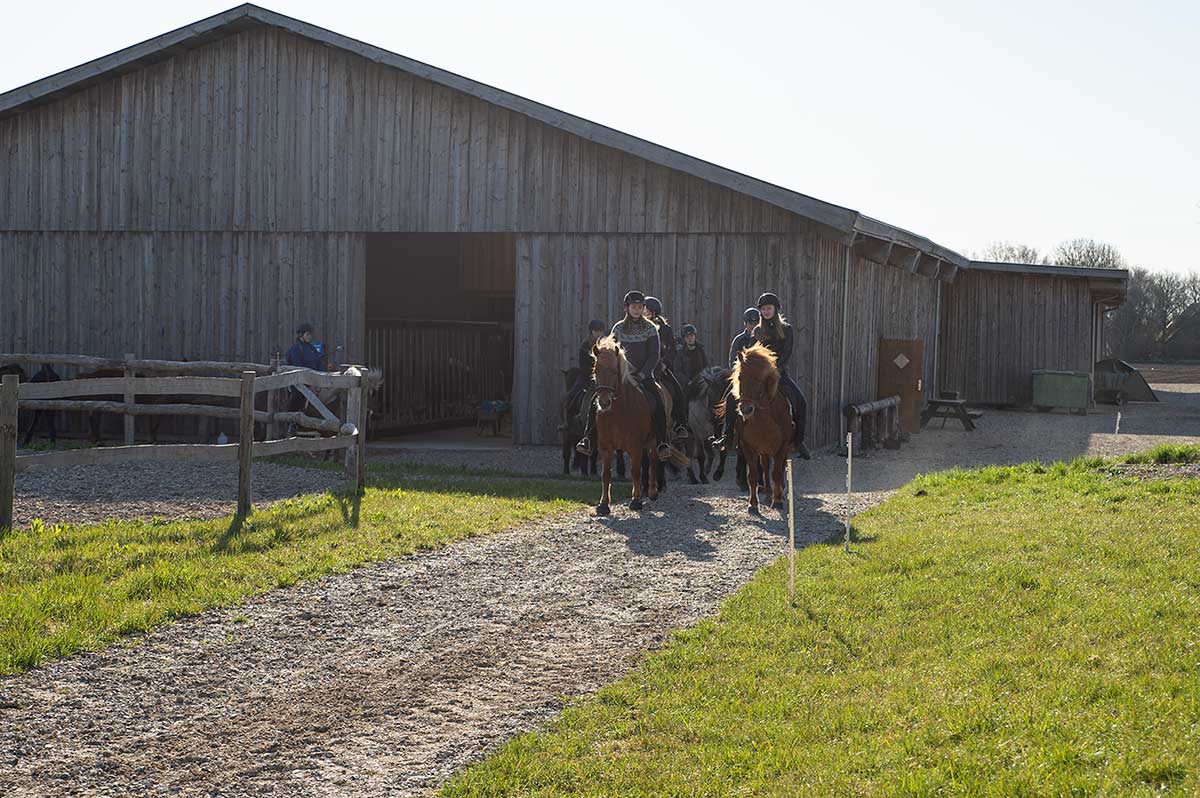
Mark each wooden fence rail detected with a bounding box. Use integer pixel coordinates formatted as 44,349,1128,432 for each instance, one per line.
0,362,372,532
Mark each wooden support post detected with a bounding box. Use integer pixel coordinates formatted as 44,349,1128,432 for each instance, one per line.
123,353,136,446
266,355,280,440
1,374,17,532
237,371,255,517
345,368,365,489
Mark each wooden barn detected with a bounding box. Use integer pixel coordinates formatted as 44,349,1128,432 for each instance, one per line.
938,261,1128,406
1,4,975,447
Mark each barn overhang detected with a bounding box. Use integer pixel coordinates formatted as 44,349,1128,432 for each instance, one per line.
965,260,1129,309
0,3,968,277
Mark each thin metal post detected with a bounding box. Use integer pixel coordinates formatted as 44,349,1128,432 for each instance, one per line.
845,431,853,553
787,458,796,601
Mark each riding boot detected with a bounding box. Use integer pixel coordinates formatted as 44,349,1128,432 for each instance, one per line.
792,392,810,460
576,400,597,456
665,370,689,439
711,393,737,452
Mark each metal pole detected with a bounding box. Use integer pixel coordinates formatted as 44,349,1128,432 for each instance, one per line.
845,431,853,553
1114,411,1121,436
787,458,796,601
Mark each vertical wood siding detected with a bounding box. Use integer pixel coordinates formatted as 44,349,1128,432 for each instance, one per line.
938,270,1095,405
0,232,366,364
0,27,807,235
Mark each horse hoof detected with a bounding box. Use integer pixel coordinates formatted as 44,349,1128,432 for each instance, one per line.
712,470,723,482
649,493,659,502
688,476,699,485
596,504,610,516
700,475,709,484
748,505,761,516
771,501,785,511
630,498,644,511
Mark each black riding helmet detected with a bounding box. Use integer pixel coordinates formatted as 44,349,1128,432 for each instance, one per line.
743,307,761,324
756,293,781,310
588,319,606,332
644,296,663,315
623,290,646,306
295,322,314,336
681,323,697,336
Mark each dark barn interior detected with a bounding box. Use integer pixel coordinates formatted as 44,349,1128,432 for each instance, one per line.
365,234,515,433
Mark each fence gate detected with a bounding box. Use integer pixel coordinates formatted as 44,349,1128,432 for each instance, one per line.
365,321,512,432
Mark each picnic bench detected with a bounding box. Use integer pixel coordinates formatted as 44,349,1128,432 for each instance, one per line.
921,394,983,431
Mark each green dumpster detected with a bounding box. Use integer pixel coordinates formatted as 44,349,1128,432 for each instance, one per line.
1031,369,1090,415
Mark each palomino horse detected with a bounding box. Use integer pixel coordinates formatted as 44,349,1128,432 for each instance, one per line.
591,336,676,516
722,343,794,514
685,366,729,484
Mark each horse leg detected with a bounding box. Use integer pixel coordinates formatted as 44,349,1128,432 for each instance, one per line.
562,437,571,475
615,450,626,481
761,454,772,498
699,443,710,484
89,411,102,445
597,449,613,515
745,448,761,515
771,452,786,510
629,449,644,511
647,448,660,501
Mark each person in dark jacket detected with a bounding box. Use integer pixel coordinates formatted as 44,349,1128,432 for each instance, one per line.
566,319,606,409
677,324,709,385
576,291,671,460
285,322,329,413
21,363,61,446
643,296,689,438
713,294,810,459
728,307,760,367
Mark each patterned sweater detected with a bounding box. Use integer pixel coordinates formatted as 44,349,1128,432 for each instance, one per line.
611,318,660,378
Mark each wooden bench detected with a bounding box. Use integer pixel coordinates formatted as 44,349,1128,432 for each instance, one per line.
921,398,983,431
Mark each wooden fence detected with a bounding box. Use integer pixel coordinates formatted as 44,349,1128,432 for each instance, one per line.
0,354,374,531
365,320,512,432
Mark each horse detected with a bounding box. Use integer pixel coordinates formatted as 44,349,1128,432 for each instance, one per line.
590,336,681,516
560,367,597,476
685,366,729,484
721,343,793,515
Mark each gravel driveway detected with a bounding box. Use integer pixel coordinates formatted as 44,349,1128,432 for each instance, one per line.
0,483,882,798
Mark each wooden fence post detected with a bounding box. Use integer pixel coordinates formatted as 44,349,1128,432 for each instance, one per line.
345,367,365,490
266,354,280,440
123,353,136,446
1,374,17,532
237,371,255,517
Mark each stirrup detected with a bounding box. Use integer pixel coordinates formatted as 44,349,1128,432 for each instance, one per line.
712,433,733,452
673,425,690,439
575,438,593,456
656,443,672,461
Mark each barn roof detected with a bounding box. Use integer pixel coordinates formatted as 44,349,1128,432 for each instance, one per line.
966,260,1128,309
0,3,968,276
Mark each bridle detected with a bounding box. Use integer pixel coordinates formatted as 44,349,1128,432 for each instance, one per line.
737,374,773,419
594,356,623,411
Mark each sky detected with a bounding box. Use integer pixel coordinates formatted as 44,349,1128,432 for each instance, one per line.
2,0,1197,272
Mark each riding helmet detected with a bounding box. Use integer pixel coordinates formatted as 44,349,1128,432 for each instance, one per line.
756,292,781,310
681,323,697,336
588,319,606,332
295,322,314,335
623,290,645,306
644,296,663,315
742,307,761,324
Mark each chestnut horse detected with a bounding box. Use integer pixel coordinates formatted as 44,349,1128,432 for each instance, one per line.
721,343,794,514
591,336,675,516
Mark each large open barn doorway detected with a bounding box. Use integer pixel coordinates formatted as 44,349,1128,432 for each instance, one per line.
365,234,515,436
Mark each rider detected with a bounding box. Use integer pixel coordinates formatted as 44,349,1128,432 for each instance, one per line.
677,324,709,385
565,319,607,411
576,291,672,461
728,307,760,367
712,295,811,459
643,296,689,439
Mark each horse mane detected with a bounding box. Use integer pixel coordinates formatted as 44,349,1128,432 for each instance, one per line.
592,335,638,387
687,365,729,400
730,343,778,401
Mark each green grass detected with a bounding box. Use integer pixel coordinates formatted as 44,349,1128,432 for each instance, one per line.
0,465,595,675
1121,442,1200,465
444,459,1200,797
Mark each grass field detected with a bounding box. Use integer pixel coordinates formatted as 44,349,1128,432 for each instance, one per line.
0,463,595,675
445,451,1200,797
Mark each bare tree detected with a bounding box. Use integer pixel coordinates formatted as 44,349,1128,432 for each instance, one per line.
1051,238,1127,269
974,241,1045,264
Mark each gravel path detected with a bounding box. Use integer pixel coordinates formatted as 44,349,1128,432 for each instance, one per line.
0,483,883,798
12,460,348,527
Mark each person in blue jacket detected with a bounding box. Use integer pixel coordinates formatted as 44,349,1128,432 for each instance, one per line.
565,319,607,411
285,323,329,414
727,307,760,367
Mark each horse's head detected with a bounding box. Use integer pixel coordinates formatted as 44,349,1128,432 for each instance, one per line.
591,336,628,411
732,345,779,421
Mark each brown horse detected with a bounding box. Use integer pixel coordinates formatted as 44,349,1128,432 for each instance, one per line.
722,343,793,514
591,336,676,516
